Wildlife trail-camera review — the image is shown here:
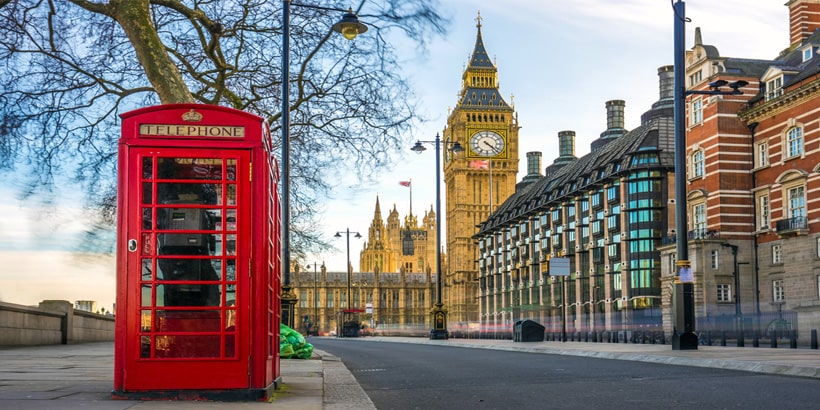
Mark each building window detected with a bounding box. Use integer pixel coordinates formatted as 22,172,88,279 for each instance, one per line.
787,127,803,158
773,279,785,302
755,141,769,168
692,203,707,235
690,99,703,125
772,244,782,264
816,237,820,258
689,70,702,86
691,149,704,178
788,185,806,219
766,76,783,101
711,250,719,269
669,253,677,274
803,47,813,62
758,194,770,230
717,284,731,302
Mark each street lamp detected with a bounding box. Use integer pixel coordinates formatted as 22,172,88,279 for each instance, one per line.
334,228,362,337
672,0,746,350
411,133,464,340
306,262,320,336
280,1,367,328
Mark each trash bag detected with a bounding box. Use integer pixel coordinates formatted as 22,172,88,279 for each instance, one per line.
279,323,314,359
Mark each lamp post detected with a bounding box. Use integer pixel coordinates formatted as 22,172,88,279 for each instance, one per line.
280,1,367,328
334,228,362,337
411,133,464,340
672,0,747,350
306,262,320,335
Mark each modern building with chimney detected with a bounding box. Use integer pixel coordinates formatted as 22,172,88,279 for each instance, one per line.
474,66,675,337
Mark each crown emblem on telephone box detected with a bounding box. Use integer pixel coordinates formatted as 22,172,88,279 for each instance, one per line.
182,109,203,122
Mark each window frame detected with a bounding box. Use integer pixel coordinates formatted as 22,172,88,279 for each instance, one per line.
717,284,731,303
691,149,705,178
690,98,703,126
766,76,783,101
772,244,783,264
758,193,770,230
692,202,707,234
786,126,804,159
773,279,785,302
754,141,769,169
787,185,806,219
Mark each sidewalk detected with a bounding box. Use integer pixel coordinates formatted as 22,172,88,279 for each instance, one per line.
1,338,819,409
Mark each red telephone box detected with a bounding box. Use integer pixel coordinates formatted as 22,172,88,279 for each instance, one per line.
113,104,281,400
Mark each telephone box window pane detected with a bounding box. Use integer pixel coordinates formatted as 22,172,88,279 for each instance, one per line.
141,259,153,281
157,183,221,205
154,282,221,307
158,233,213,252
226,159,236,181
141,283,152,306
142,157,153,179
158,208,220,231
225,260,236,282
225,209,236,231
154,335,221,358
225,308,237,329
224,335,236,358
226,234,236,255
142,183,153,205
226,184,236,205
140,310,152,332
210,259,223,279
156,257,220,281
140,335,151,358
157,158,223,180
154,310,222,332
142,207,152,229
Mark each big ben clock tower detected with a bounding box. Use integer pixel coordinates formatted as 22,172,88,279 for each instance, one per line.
442,13,519,326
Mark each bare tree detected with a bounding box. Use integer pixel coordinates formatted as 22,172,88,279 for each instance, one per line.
0,0,447,257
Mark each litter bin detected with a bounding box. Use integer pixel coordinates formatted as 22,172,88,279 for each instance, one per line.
516,319,545,342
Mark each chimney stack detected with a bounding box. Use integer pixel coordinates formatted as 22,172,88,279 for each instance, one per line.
789,0,820,46
591,100,627,151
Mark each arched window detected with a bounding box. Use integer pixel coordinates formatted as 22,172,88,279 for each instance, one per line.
691,149,704,178
787,127,803,158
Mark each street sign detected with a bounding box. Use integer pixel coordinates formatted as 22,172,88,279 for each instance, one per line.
550,257,570,276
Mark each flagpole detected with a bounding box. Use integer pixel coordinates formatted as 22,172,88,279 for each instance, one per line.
409,178,413,217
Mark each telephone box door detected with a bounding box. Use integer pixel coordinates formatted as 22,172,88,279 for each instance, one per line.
122,147,251,390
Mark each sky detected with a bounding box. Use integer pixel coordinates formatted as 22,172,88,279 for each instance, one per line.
0,0,789,311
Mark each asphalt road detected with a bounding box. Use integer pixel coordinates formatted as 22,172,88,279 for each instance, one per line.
311,338,820,410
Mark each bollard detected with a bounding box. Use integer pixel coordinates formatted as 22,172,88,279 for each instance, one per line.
771,332,778,348
790,330,797,349
737,330,745,347
721,331,727,346
811,329,818,350
753,332,759,348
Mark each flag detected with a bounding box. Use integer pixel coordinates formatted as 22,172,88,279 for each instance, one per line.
469,160,489,170
399,181,411,187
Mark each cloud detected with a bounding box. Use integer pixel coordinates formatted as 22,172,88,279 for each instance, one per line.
0,251,116,311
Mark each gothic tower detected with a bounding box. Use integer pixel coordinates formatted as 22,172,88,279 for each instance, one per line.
442,13,520,324
359,196,438,274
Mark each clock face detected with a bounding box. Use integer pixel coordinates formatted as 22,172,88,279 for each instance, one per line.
470,131,505,157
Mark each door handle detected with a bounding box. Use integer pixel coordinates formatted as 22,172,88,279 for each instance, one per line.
128,239,138,252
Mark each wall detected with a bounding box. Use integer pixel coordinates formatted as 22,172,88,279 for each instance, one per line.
0,300,114,346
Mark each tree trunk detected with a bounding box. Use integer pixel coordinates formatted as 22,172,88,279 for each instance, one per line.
109,0,193,103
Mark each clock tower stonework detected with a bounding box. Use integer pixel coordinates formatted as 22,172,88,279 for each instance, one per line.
442,14,519,326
